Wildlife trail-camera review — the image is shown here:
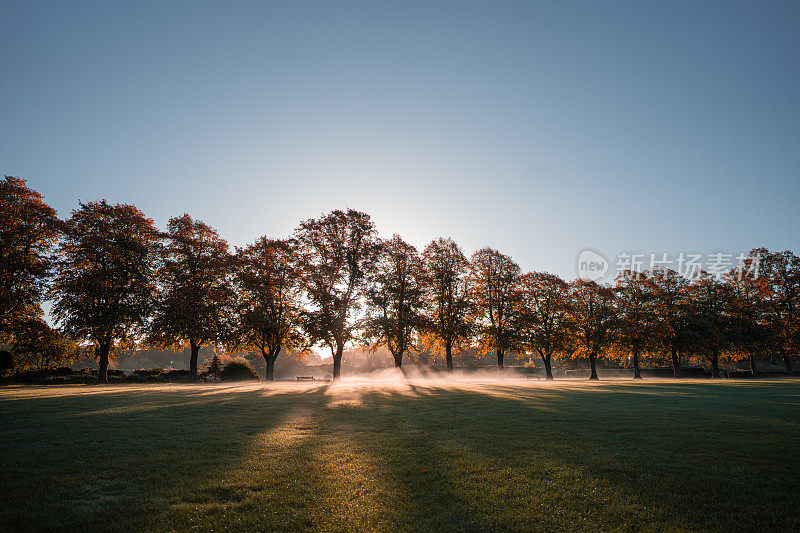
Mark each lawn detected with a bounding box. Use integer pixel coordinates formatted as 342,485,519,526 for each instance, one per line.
1,378,799,531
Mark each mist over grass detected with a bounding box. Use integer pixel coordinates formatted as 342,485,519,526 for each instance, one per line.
1,380,799,531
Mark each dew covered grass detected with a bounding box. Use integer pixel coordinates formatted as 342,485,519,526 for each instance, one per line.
1,377,799,531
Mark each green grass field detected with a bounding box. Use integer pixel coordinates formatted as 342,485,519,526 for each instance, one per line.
1,378,799,531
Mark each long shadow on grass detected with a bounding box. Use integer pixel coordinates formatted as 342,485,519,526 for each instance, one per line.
0,383,331,531
2,381,799,531
322,382,800,531
304,387,493,530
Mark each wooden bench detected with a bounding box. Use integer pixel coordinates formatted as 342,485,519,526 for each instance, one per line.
296,376,315,381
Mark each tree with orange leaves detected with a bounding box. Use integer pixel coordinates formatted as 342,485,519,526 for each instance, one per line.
614,270,657,379
754,248,800,374
51,201,159,382
568,279,616,380
469,247,521,369
517,271,572,380
362,235,425,368
0,176,61,344
419,238,472,371
294,209,379,380
727,255,775,376
231,237,304,381
149,214,234,380
684,272,734,378
648,268,690,378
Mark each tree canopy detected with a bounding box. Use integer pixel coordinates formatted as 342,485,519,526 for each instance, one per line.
231,237,303,380
149,214,233,380
363,235,425,368
0,176,61,343
568,279,617,380
469,247,521,369
420,238,472,371
518,272,572,380
294,209,379,379
51,201,159,382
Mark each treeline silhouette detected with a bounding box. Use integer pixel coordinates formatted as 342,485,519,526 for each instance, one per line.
2,176,799,382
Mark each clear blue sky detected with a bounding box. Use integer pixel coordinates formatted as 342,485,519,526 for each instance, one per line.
2,0,798,278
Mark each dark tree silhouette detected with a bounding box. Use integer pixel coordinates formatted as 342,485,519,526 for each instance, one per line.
469,247,521,369
232,237,303,380
207,351,223,381
569,279,616,380
420,238,471,371
756,249,800,374
648,268,689,378
727,260,773,377
517,271,572,380
149,214,233,380
51,201,159,382
12,318,76,371
294,209,379,380
363,235,425,368
685,272,734,378
0,177,61,344
614,270,657,379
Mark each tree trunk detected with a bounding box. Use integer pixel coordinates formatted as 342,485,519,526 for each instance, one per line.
542,354,554,380
782,351,793,375
394,353,403,368
270,348,277,379
264,346,280,381
497,348,504,369
332,344,343,380
670,345,681,378
445,343,453,371
264,357,274,381
710,354,719,378
97,339,110,384
749,354,758,376
589,351,599,380
632,348,642,379
189,339,200,381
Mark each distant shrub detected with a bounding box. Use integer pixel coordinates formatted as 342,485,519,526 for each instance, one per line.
8,369,43,383
728,370,758,379
219,361,260,382
162,369,191,382
133,368,163,376
115,368,191,383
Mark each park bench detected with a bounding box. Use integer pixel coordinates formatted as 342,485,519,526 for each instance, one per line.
296,376,315,381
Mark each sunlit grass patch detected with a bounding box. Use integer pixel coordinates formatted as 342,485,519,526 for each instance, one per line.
1,379,799,531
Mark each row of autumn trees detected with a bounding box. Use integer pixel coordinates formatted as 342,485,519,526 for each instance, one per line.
3,176,800,382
